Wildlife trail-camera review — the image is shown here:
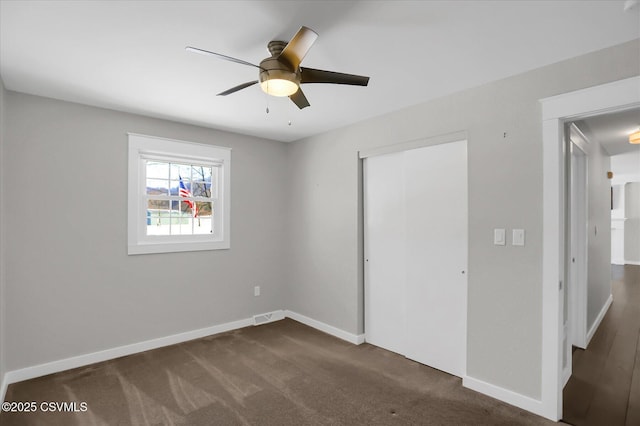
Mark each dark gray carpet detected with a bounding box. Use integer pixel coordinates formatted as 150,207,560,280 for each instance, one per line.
1,318,556,425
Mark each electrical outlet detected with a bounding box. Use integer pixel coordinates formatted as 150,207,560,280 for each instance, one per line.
254,286,260,297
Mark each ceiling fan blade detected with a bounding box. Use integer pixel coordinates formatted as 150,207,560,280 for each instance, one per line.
300,67,370,86
186,46,263,70
217,81,259,96
279,26,318,69
289,88,310,109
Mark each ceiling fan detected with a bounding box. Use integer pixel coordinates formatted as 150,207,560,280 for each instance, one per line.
186,26,370,109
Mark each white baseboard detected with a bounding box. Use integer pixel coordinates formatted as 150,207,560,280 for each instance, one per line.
586,294,613,347
1,309,367,402
1,373,7,407
624,260,640,266
253,310,285,325
285,310,365,345
463,376,549,420
611,258,625,265
1,316,254,402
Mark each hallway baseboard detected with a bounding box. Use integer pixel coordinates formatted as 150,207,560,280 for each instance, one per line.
586,294,613,347
463,376,547,420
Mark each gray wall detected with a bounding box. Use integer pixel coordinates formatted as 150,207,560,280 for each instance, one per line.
0,76,6,386
586,140,612,330
625,183,640,263
2,92,288,371
1,38,638,406
285,39,639,399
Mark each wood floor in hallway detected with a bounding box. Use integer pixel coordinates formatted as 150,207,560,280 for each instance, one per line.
563,265,640,426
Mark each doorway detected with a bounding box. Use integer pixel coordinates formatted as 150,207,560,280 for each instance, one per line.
540,76,640,421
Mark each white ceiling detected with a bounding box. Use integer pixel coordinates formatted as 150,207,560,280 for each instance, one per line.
577,108,640,156
1,1,639,142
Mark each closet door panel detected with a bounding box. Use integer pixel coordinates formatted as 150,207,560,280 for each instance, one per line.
364,151,407,355
404,140,468,377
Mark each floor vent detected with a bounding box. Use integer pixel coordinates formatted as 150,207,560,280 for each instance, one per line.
253,310,284,326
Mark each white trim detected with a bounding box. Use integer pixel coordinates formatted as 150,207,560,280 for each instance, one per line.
586,294,613,347
562,367,571,388
568,139,589,350
611,258,626,265
624,260,640,266
285,310,365,345
0,84,6,418
540,75,640,422
253,310,286,325
127,132,232,152
541,117,564,421
127,133,231,255
1,316,253,402
541,77,640,121
463,376,545,418
358,130,467,159
0,375,8,406
569,124,591,155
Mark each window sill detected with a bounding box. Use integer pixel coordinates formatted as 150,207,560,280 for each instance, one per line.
128,240,230,255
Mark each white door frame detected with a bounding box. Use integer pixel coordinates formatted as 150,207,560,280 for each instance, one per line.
567,124,589,351
540,76,640,421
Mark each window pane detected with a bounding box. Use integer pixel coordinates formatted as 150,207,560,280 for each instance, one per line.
192,181,211,198
146,179,169,195
170,163,192,181
194,202,213,235
146,161,169,179
195,201,211,217
169,199,179,212
181,201,195,216
147,199,169,211
172,179,192,197
179,216,193,235
169,216,183,235
146,206,170,236
192,165,211,181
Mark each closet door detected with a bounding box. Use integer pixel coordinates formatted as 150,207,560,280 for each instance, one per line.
363,151,406,355
403,140,468,377
364,140,468,377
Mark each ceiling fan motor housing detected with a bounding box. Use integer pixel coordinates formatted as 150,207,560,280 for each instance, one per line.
258,41,301,95
259,57,301,86
259,40,301,96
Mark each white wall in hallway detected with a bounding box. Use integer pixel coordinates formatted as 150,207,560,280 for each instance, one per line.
624,183,640,264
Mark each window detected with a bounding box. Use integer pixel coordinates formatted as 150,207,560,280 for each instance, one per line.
128,133,230,254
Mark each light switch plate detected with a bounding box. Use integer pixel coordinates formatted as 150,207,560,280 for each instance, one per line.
513,229,525,246
494,228,506,246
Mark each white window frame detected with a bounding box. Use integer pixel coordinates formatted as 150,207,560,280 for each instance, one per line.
128,133,231,255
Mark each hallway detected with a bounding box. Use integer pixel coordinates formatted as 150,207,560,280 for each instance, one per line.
563,265,640,426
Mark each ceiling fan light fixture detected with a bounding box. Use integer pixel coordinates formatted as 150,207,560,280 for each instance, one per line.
189,26,369,108
260,78,299,97
629,130,640,144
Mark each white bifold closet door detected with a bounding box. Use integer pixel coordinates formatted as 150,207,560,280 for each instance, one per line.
364,140,468,377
